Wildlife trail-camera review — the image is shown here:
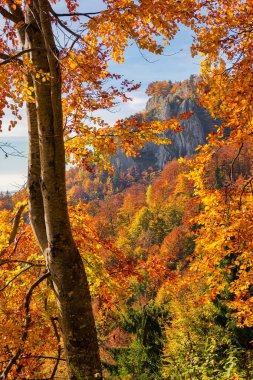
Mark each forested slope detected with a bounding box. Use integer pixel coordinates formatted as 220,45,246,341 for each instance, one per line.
63,80,253,378
1,80,253,379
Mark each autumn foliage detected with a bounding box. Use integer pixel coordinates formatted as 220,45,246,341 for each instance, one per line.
0,0,253,379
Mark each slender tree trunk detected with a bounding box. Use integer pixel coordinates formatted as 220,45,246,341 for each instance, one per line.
27,83,48,251
11,0,103,378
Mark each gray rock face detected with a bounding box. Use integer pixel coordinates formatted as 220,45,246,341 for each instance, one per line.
113,81,215,171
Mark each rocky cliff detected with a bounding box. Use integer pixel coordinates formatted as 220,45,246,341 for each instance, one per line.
112,78,215,171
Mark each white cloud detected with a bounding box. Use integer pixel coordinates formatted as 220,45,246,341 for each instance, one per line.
124,92,148,112
0,173,27,192
98,91,148,125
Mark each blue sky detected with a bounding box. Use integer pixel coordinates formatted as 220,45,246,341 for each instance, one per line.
0,1,200,192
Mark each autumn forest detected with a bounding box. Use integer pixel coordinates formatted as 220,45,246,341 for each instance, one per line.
0,0,253,379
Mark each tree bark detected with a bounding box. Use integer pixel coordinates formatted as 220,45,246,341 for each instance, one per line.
9,0,103,378
27,83,48,252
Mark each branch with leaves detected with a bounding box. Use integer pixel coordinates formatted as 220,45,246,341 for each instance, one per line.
0,272,50,380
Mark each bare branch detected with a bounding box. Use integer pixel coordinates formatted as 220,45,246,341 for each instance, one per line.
55,11,101,20
9,233,24,257
24,271,50,316
49,317,62,380
230,143,244,182
55,12,101,17
9,203,27,244
0,355,66,364
0,53,12,62
0,266,31,292
0,142,25,158
49,345,62,380
0,259,45,267
22,355,65,361
0,232,24,260
48,5,81,38
0,48,45,66
69,34,82,52
0,348,22,380
50,317,61,343
0,5,24,23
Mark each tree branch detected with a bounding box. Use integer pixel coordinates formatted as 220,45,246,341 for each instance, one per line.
0,355,66,364
0,142,24,158
0,53,11,60
0,48,45,66
0,232,24,260
230,142,243,182
6,0,24,21
0,5,24,23
49,317,62,380
9,233,24,257
0,259,45,267
24,271,50,318
9,203,27,244
56,11,101,17
48,5,81,38
55,11,101,20
0,266,31,292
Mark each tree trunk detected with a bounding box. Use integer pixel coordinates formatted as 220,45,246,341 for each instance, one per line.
14,0,102,378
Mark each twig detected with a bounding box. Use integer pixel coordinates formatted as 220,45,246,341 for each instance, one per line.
0,266,31,292
50,317,61,342
49,317,62,380
0,355,66,365
0,48,46,66
238,177,253,210
0,229,24,260
9,203,27,244
230,143,243,182
50,345,62,380
48,5,81,38
55,12,101,18
0,142,25,158
0,259,45,267
68,34,82,51
9,233,24,257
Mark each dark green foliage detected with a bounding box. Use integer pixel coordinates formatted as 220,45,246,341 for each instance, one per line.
107,303,167,379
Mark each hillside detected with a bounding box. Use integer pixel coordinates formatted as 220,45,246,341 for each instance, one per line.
1,0,252,378
1,78,253,379
83,142,253,379
65,78,216,203
62,79,253,378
